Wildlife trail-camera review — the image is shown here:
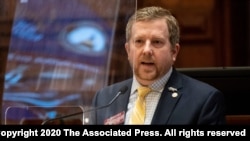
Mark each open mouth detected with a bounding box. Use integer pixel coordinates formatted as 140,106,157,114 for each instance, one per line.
141,62,154,66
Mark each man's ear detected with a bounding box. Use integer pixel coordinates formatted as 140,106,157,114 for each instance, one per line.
172,43,180,62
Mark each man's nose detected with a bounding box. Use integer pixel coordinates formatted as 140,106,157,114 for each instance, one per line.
143,41,153,54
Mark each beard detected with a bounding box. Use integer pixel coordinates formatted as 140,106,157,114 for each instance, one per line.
134,64,159,82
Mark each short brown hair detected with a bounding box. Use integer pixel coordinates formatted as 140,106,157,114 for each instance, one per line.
126,6,180,46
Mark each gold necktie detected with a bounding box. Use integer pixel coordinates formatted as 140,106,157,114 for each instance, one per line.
129,86,151,124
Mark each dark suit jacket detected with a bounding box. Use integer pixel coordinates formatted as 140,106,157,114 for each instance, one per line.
91,68,226,125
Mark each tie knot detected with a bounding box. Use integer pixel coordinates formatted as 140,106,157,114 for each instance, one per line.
137,86,151,98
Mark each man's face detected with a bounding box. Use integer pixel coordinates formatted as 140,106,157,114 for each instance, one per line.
125,18,179,86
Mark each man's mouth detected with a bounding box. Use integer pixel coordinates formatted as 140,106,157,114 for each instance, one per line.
141,62,154,65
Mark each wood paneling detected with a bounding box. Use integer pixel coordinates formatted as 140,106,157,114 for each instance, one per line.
226,115,250,125
138,0,231,68
0,0,16,124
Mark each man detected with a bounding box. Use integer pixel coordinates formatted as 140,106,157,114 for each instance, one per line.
91,6,226,125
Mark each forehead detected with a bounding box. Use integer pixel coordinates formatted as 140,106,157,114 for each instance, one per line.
131,19,169,37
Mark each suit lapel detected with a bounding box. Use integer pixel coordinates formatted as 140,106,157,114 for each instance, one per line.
151,69,183,124
111,79,132,124
118,81,132,111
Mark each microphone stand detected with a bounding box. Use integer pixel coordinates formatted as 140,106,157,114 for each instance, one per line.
41,86,128,125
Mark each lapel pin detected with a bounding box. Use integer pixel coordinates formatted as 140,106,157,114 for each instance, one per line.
172,92,178,98
168,87,178,98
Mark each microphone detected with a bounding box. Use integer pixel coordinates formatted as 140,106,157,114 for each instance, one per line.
41,86,128,125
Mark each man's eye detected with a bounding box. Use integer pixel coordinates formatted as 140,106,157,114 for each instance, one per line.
152,40,164,47
135,40,143,43
134,40,144,46
153,40,161,44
